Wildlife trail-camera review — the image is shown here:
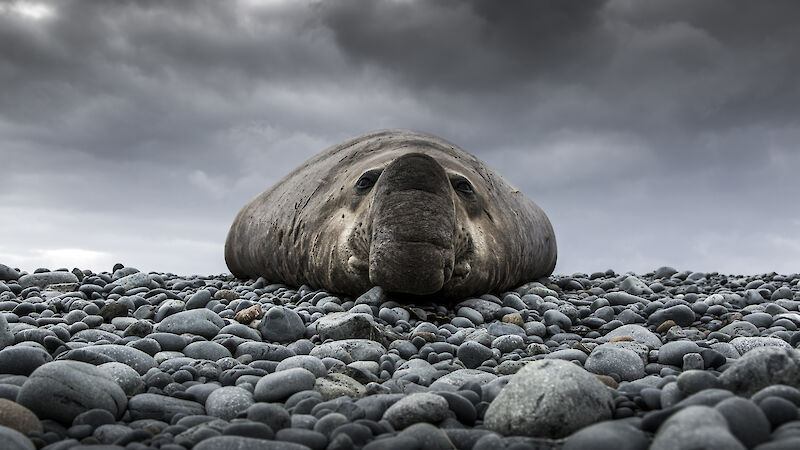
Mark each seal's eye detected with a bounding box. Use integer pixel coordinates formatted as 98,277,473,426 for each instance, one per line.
355,169,382,192
356,176,375,190
355,168,384,193
453,179,474,195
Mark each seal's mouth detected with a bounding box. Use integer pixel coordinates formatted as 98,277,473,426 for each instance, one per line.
349,253,470,285
347,255,369,273
452,260,471,280
369,240,454,295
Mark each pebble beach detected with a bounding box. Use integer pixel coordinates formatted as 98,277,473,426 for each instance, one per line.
1,262,799,449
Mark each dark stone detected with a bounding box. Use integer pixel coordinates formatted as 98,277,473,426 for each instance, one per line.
563,420,649,450
99,302,129,322
759,396,799,428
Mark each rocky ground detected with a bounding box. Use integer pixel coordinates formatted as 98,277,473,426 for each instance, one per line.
1,262,799,450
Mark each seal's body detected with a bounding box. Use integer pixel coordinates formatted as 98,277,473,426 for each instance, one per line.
225,130,556,299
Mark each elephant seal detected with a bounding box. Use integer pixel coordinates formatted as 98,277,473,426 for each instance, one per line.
225,130,556,299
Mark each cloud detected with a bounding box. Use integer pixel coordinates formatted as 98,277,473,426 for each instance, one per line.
0,248,114,272
0,0,798,276
317,0,610,90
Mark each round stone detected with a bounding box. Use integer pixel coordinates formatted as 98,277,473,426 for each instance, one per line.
604,324,662,349
183,341,232,361
223,421,275,440
17,361,127,423
155,299,186,322
0,424,35,450
17,271,78,289
676,370,720,395
543,309,572,330
649,305,695,327
79,344,157,375
657,341,702,366
0,314,14,350
0,264,20,282
562,420,649,450
759,396,799,427
258,306,306,343
114,272,151,290
491,335,525,353
97,361,146,396
0,346,52,375
719,320,760,337
275,428,328,450
128,393,205,422
72,408,116,427
275,355,328,378
584,345,645,381
456,341,493,369
154,309,225,339
682,352,705,371
751,385,800,406
483,359,614,438
316,312,380,342
714,396,771,448
0,398,42,435
719,347,800,396
382,392,449,429
313,412,349,437
254,367,317,402
309,339,386,363
650,406,745,450
247,403,291,432
428,369,497,391
194,436,309,450
620,275,653,295
730,337,792,355
314,373,366,400
185,290,213,310
206,386,255,421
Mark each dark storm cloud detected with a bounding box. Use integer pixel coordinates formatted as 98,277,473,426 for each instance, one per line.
317,0,610,90
319,0,800,139
0,0,345,162
0,0,798,275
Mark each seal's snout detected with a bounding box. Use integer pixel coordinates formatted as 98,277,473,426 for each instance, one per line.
368,153,456,295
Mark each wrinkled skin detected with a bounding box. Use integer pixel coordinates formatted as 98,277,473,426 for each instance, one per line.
225,130,557,299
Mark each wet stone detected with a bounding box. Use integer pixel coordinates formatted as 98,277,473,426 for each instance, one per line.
719,347,800,396
154,309,224,339
258,306,306,343
246,403,291,432
5,265,799,449
730,336,792,355
18,272,79,290
650,405,745,450
17,361,127,424
0,424,35,450
562,420,649,450
254,368,317,402
205,386,254,421
0,398,42,435
483,359,614,438
584,345,645,381
0,345,52,376
382,392,449,429
128,393,205,422
658,341,702,366
714,396,771,448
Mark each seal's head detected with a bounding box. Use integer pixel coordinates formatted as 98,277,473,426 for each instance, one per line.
225,130,556,299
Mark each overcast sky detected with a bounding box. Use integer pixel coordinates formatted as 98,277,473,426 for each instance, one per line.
1,0,798,278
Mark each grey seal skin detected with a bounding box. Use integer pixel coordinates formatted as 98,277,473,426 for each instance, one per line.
225,129,556,299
